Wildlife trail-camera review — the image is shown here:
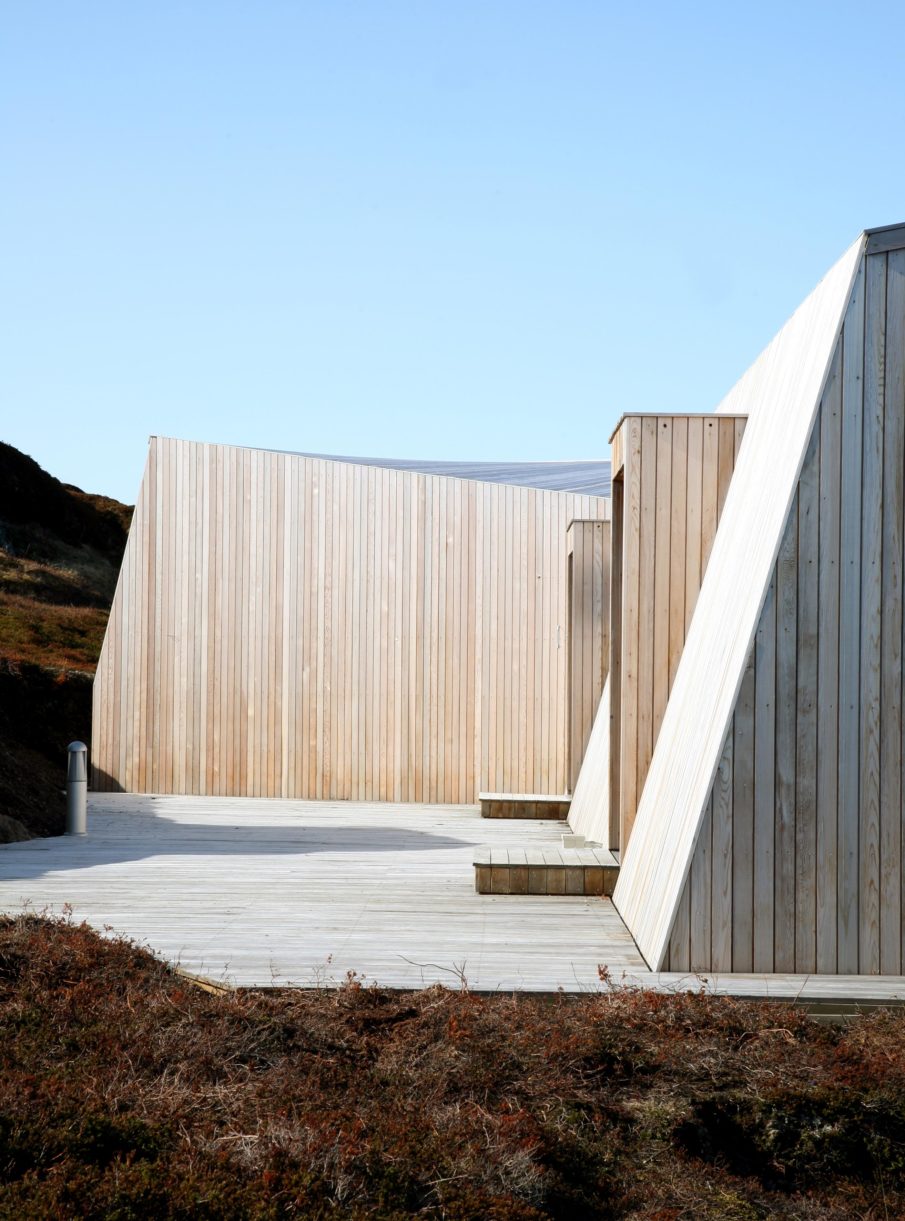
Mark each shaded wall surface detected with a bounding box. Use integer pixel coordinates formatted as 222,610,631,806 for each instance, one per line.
567,520,610,792
668,245,905,974
609,414,747,851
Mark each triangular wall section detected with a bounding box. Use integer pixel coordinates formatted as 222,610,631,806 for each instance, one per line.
612,234,866,970
91,440,154,793
665,236,905,975
568,676,610,843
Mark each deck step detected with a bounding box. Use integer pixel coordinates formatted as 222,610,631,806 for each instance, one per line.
478,792,571,820
474,847,619,896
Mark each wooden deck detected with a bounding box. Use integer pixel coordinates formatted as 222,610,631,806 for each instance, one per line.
0,796,643,990
0,795,902,1003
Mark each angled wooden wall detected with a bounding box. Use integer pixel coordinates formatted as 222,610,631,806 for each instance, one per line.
92,438,609,803
567,677,611,844
667,243,905,974
612,233,864,973
608,414,746,852
566,520,610,791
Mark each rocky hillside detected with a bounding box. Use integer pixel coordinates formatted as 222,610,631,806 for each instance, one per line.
0,443,131,841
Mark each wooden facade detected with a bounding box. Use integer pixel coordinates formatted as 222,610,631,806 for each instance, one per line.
566,520,610,791
93,224,905,982
607,414,746,852
607,229,905,976
666,241,905,973
92,439,608,803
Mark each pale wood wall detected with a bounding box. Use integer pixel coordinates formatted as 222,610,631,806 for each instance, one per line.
567,677,611,844
609,414,746,851
667,246,905,974
611,235,863,973
567,520,610,792
92,438,609,802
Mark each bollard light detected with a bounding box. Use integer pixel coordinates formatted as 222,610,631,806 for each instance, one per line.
66,741,88,835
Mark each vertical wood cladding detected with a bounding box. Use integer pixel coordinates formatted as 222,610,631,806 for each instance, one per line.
92,441,608,803
668,248,905,973
609,415,747,852
567,520,611,791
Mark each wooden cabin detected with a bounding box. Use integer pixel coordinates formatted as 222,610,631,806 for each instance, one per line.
93,222,905,981
572,223,905,976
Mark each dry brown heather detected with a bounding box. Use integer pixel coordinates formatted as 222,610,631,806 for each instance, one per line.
1,916,903,1219
0,442,133,840
0,593,109,674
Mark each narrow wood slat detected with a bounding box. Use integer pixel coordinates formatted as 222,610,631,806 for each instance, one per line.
566,521,610,791
667,417,688,688
795,422,820,971
882,250,905,973
731,656,755,971
838,261,866,972
689,802,712,971
620,418,643,847
652,419,672,743
753,579,777,971
608,477,624,849
817,346,842,973
667,875,691,970
860,252,885,974
773,492,798,973
637,421,659,814
710,728,734,971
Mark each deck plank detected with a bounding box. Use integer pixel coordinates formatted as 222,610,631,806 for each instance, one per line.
1,796,901,1001
0,796,646,991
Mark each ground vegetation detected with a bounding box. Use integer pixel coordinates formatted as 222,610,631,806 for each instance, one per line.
0,916,902,1219
0,443,131,840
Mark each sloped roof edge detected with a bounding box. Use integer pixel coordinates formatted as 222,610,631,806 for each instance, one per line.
145,438,611,498
611,231,867,969
298,453,611,496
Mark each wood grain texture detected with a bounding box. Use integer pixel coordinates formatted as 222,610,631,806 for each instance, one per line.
666,241,905,976
860,252,885,975
730,658,754,972
567,678,610,845
795,421,820,973
608,476,624,850
752,579,777,972
600,414,746,854
882,250,905,974
614,234,865,971
0,795,644,991
8,794,905,997
774,490,798,973
566,521,611,791
619,418,643,842
838,260,866,972
93,443,608,804
816,346,842,973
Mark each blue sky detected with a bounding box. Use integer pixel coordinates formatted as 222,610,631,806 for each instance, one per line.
3,2,905,504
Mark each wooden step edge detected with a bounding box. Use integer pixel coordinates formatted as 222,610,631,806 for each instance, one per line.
478,793,572,802
479,793,571,820
474,860,619,897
